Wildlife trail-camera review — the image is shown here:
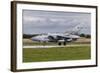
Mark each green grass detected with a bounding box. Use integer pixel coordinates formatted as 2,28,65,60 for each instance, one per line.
23,45,91,62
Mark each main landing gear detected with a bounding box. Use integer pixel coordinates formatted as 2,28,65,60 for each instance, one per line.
58,42,66,46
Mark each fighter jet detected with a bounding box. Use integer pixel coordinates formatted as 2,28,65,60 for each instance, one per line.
30,24,82,45
31,33,79,45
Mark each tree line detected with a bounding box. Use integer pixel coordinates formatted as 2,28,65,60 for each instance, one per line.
79,33,91,38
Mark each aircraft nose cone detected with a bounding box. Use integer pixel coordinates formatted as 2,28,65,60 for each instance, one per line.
31,37,38,41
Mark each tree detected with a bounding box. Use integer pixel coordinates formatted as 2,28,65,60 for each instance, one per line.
80,33,85,37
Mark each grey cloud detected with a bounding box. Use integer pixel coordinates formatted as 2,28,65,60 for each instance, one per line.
23,10,91,34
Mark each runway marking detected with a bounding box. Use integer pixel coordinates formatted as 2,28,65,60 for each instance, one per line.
23,44,90,48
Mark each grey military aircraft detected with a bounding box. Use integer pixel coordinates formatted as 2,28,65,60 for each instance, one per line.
31,24,83,45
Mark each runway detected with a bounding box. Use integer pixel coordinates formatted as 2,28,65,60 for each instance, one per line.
23,44,89,48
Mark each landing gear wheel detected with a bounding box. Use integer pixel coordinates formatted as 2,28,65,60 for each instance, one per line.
58,42,61,45
63,42,66,45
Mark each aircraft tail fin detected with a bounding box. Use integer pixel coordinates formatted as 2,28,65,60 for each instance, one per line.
65,24,84,35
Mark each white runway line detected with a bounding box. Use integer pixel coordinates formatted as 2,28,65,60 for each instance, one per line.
23,44,89,48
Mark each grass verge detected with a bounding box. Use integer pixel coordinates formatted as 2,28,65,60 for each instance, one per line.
23,45,90,62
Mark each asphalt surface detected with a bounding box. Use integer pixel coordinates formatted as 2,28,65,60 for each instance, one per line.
23,44,90,48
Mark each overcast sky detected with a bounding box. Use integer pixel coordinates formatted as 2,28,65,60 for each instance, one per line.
22,10,91,34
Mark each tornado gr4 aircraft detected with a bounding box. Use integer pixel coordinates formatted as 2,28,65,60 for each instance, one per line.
31,33,80,45
30,24,82,45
